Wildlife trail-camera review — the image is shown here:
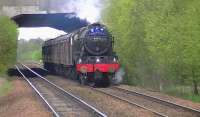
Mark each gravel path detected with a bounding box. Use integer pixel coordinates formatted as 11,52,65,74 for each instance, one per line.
0,77,52,117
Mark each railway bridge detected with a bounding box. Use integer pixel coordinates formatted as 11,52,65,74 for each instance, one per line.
0,0,89,32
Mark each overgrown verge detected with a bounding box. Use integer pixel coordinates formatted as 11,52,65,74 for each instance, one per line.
103,0,200,102
0,16,17,96
0,16,18,75
163,85,200,103
0,78,13,97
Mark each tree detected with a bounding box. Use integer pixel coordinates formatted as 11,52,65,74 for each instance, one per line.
17,38,44,61
103,0,200,95
0,16,18,74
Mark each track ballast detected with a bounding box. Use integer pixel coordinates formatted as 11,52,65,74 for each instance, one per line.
16,63,107,117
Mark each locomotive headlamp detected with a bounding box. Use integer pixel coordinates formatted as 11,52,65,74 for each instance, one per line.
96,58,100,63
90,29,94,33
113,58,117,62
78,58,82,63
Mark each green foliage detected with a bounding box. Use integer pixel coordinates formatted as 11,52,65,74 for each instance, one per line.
0,79,13,97
163,85,200,103
32,50,42,61
0,16,18,74
183,95,200,103
17,38,44,61
103,0,200,94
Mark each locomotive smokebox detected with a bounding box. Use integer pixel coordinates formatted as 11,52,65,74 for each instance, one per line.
84,23,112,55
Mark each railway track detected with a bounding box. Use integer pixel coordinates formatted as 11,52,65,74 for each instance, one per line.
16,63,200,117
92,86,200,117
15,63,107,117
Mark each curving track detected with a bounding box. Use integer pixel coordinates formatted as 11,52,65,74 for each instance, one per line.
15,63,107,117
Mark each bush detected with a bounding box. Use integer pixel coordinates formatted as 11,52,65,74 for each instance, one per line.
0,16,18,75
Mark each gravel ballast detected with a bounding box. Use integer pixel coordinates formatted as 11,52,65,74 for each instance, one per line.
119,85,200,111
47,75,156,117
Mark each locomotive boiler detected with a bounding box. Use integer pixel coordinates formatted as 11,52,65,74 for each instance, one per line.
42,23,121,86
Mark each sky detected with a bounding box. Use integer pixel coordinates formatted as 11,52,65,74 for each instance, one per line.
18,0,103,41
18,27,66,40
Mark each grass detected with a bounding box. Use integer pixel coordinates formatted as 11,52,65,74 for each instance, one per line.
163,85,200,103
127,81,200,103
0,78,13,97
182,94,200,103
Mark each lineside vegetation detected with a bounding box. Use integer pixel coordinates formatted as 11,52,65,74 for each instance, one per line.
0,79,13,97
103,0,200,101
17,39,43,62
0,16,18,75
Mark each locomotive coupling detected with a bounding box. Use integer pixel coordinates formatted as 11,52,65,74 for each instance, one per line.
80,66,87,73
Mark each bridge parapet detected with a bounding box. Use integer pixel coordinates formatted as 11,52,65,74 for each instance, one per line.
1,6,46,17
0,0,68,17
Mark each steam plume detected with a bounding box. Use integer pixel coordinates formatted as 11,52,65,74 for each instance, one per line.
49,0,104,23
113,68,125,85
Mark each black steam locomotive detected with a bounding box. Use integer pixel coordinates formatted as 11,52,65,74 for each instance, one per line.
42,23,121,86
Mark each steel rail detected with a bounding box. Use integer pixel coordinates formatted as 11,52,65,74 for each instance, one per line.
15,65,60,117
21,63,107,117
91,87,168,117
113,86,200,114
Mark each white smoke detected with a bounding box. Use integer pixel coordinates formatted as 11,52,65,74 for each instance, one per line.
113,68,125,85
56,0,103,23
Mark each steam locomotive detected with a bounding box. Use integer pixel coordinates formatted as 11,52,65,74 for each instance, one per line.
42,23,121,86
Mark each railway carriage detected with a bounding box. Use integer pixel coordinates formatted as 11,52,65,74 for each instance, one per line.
42,23,121,86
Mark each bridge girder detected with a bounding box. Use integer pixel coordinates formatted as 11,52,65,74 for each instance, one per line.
12,13,89,32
